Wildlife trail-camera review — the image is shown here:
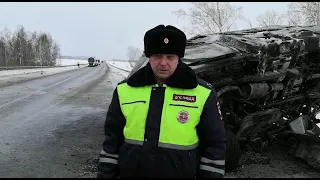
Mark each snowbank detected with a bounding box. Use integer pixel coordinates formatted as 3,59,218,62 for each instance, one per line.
0,58,88,77
0,65,86,77
106,60,134,72
56,58,88,66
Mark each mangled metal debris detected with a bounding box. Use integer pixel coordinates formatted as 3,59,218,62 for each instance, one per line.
129,25,320,172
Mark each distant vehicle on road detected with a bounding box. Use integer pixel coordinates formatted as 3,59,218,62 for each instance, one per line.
94,59,99,66
88,57,95,67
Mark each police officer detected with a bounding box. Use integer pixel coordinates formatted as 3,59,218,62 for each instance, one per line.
97,24,226,178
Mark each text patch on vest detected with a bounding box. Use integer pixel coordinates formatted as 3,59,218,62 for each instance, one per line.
172,94,196,103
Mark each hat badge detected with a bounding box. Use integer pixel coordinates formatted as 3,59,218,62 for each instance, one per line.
164,38,169,44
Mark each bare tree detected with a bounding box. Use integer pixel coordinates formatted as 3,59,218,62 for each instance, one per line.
286,2,320,26
0,25,61,67
241,16,254,29
127,46,143,68
51,42,61,66
256,10,284,27
10,26,28,66
127,46,143,60
35,32,56,66
0,40,5,66
247,19,253,29
0,27,13,67
172,2,243,34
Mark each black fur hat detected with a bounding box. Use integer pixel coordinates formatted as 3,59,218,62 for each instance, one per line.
144,25,187,58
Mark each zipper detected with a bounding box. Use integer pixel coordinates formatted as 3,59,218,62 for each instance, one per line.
169,104,198,108
122,100,146,105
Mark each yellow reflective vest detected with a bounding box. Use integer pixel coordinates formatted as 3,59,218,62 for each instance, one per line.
117,83,211,150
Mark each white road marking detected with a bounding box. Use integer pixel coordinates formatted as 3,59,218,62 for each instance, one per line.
0,74,80,110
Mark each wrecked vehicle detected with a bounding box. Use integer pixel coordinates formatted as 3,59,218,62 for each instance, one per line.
128,25,320,172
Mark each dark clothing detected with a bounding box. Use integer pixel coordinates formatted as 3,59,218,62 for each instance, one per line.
97,62,226,178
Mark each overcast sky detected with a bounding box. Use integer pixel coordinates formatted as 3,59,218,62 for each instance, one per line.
0,2,291,60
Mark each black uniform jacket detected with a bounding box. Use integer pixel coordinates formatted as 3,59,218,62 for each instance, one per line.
97,61,226,178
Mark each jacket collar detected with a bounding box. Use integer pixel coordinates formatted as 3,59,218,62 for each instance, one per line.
127,61,198,89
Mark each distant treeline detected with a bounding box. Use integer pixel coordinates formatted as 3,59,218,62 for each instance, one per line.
0,25,60,67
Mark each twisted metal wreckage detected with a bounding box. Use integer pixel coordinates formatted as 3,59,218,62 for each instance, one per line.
128,25,320,172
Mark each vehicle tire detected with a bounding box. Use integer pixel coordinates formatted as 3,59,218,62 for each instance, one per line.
225,127,241,172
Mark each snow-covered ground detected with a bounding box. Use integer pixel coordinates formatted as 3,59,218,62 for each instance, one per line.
0,59,135,78
0,66,87,77
0,59,133,88
0,59,88,77
107,63,131,89
56,58,88,66
105,60,134,72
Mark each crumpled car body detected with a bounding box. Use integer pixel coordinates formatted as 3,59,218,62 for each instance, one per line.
128,25,320,171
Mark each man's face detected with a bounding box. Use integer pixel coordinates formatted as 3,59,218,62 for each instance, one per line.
149,54,179,81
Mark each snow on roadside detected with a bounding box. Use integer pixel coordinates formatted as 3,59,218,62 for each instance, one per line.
0,65,89,88
0,58,133,90
0,59,88,77
107,65,130,89
0,65,86,77
105,60,134,72
56,59,88,66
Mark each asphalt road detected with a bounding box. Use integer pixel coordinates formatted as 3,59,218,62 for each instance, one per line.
0,63,127,178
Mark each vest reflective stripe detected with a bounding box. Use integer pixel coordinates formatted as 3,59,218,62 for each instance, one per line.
117,83,211,149
124,138,144,145
124,138,199,150
158,141,199,150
